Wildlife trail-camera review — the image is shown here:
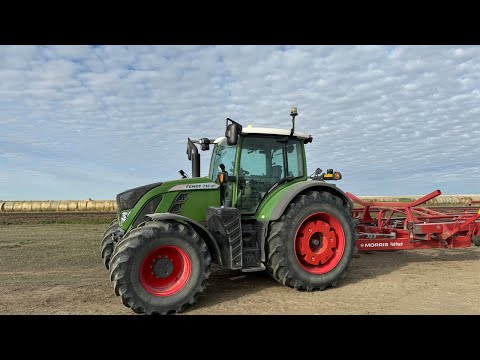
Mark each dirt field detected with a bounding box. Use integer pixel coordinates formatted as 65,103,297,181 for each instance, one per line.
1,213,479,315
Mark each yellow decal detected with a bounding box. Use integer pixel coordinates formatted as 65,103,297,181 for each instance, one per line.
478,209,480,215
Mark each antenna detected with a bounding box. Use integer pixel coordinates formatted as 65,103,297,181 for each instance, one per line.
290,106,298,136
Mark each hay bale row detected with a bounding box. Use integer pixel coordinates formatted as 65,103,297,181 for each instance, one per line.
358,195,480,206
1,195,479,213
0,200,117,212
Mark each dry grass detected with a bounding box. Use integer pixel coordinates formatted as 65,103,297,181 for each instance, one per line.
0,222,133,314
1,214,479,315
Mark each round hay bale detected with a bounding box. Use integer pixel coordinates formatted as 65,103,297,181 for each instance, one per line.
58,202,68,211
40,202,51,212
31,202,41,211
78,201,87,211
0,202,5,212
3,202,14,212
67,201,78,211
21,202,32,212
108,200,117,211
50,201,61,212
104,201,114,211
86,201,96,211
13,202,23,212
95,202,104,211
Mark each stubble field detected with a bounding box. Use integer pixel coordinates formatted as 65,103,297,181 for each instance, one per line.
1,212,479,315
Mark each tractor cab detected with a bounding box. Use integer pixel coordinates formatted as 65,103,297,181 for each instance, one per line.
209,124,311,215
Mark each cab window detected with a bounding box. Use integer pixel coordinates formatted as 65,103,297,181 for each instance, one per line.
209,139,237,181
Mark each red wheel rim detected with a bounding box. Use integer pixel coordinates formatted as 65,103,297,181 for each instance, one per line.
140,245,191,297
294,212,345,274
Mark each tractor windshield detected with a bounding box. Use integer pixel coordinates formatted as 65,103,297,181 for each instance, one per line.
238,135,304,214
209,138,237,181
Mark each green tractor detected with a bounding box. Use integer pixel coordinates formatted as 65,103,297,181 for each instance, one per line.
101,108,357,314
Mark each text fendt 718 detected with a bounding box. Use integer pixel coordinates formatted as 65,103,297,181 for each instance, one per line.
101,108,357,314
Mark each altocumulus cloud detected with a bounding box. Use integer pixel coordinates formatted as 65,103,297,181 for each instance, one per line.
0,45,479,200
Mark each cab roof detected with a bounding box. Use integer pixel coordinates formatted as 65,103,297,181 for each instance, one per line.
214,126,311,144
242,126,310,139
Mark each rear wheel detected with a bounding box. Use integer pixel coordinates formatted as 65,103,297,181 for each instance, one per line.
101,219,119,270
109,220,211,315
266,191,357,291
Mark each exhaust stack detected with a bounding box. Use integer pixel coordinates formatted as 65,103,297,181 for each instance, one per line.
187,138,201,177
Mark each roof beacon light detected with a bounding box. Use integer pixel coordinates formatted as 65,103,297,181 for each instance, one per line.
290,106,298,136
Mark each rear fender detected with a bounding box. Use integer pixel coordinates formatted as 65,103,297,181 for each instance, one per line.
257,182,353,262
269,182,353,221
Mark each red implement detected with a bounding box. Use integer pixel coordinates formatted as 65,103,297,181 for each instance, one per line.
346,190,480,251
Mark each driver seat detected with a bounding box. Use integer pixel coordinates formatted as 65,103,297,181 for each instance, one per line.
271,165,283,180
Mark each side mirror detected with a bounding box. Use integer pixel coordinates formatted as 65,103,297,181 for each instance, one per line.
225,118,242,146
186,138,196,160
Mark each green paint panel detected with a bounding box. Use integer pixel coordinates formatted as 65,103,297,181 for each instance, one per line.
155,192,178,213
176,190,221,222
255,178,306,221
121,177,220,231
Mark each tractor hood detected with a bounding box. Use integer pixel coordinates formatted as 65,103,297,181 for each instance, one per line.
116,177,220,212
116,177,221,231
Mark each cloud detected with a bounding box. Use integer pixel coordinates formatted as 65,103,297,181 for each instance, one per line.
0,45,479,200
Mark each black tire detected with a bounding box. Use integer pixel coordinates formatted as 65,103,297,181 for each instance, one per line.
266,190,357,291
473,236,480,246
101,220,119,270
103,218,118,236
109,220,211,315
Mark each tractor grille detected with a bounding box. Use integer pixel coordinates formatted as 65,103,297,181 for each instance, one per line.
116,182,162,211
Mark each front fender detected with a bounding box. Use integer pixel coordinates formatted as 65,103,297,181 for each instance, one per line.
145,212,223,266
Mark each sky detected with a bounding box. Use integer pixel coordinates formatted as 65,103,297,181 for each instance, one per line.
0,45,479,200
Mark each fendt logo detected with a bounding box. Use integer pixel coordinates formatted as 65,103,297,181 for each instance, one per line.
168,183,220,192
185,184,218,189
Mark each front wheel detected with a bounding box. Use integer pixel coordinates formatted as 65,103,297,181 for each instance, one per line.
100,219,119,270
266,191,357,291
109,220,211,315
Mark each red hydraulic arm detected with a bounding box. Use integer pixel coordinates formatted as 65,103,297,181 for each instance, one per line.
346,190,480,251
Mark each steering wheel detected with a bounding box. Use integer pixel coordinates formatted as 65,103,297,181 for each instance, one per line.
239,168,250,176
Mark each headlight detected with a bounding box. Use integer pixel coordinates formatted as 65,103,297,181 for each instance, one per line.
119,210,132,226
